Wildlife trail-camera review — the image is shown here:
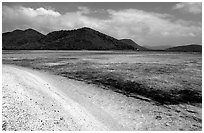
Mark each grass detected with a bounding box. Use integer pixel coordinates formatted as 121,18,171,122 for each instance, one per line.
2,50,202,106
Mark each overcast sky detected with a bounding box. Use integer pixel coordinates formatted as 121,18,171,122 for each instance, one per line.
2,2,202,48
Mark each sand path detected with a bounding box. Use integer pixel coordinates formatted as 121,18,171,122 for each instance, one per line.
2,65,126,131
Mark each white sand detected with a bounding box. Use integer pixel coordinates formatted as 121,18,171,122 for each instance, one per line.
2,65,125,131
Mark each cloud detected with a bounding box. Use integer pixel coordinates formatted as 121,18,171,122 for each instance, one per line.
2,5,202,47
77,6,90,14
173,2,202,14
102,9,201,41
3,5,61,17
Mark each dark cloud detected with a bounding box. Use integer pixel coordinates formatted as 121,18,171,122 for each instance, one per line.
173,2,202,14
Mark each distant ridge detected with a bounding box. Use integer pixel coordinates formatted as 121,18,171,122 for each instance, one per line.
3,27,200,52
165,44,202,52
2,27,147,50
119,39,149,51
3,29,45,50
39,27,140,50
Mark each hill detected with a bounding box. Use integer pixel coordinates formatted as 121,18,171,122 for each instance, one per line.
3,27,147,50
3,29,45,50
119,39,148,51
39,27,136,50
166,44,202,52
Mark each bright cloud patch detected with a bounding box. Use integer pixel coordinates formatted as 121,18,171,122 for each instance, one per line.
2,5,202,47
173,2,202,14
106,9,201,37
3,6,61,17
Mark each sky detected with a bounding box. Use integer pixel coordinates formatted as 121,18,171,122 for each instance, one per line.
2,2,202,48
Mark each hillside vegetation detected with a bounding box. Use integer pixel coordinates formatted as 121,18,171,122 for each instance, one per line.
2,27,147,50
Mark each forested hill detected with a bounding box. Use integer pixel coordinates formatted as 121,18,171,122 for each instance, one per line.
2,27,147,50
